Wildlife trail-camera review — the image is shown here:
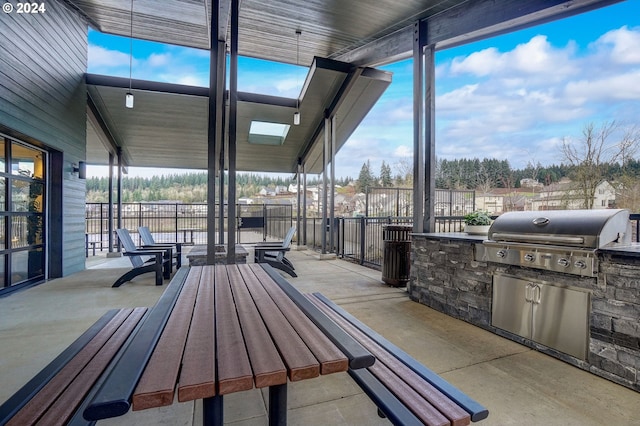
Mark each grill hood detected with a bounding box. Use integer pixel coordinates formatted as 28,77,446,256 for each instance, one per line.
487,209,631,249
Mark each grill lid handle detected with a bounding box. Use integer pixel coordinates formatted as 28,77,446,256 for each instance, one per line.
490,233,585,245
533,217,550,226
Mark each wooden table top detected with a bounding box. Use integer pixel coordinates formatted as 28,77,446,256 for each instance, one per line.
130,263,349,411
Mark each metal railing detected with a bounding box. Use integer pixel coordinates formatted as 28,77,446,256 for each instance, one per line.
303,216,413,268
86,204,640,266
85,203,293,252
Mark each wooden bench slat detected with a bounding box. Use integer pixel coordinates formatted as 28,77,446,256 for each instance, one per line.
309,294,471,426
84,267,191,421
0,309,121,425
7,308,136,426
177,266,216,402
313,292,489,423
348,368,425,426
235,264,319,381
37,308,148,426
214,266,254,395
226,265,288,387
370,361,451,426
259,264,374,370
132,266,202,410
248,264,348,375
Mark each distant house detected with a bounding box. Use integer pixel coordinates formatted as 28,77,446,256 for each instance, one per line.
531,178,616,210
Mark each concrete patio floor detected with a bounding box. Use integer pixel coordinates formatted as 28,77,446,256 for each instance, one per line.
1,246,639,425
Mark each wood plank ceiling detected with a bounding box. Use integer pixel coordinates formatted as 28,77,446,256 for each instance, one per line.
72,0,620,172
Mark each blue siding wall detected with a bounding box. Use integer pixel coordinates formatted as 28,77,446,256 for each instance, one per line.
0,0,88,276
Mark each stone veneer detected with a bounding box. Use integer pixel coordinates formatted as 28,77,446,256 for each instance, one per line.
409,233,640,392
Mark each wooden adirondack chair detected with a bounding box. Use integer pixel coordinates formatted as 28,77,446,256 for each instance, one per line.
113,228,172,287
254,226,297,277
138,226,182,269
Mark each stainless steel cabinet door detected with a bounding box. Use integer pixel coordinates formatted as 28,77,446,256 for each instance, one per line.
532,283,589,360
492,275,532,338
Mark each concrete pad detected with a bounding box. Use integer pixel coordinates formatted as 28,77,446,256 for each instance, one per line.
2,248,639,426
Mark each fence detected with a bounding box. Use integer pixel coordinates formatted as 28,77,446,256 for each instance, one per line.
303,216,413,268
85,203,293,250
365,188,476,218
86,203,640,268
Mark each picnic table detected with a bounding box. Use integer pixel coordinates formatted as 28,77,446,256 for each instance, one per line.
84,263,373,425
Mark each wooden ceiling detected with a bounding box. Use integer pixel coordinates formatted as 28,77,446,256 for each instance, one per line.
73,0,620,172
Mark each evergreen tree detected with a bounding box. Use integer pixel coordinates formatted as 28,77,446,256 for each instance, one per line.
380,161,393,187
356,161,375,193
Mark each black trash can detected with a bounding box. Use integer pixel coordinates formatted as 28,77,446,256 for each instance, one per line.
381,225,412,287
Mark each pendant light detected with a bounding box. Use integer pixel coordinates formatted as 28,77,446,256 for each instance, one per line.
125,0,134,108
293,29,301,125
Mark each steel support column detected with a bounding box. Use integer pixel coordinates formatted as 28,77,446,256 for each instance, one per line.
207,1,225,264
296,159,302,245
424,43,436,233
302,162,307,246
412,20,427,233
321,115,330,254
227,0,239,263
108,152,114,252
329,114,336,252
116,147,123,252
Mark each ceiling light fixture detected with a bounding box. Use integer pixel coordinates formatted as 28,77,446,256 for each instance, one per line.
125,0,134,109
294,29,301,125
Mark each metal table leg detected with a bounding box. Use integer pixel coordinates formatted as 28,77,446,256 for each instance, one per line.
269,383,287,426
203,395,223,426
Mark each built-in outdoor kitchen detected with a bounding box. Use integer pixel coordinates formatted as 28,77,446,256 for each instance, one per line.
409,209,640,392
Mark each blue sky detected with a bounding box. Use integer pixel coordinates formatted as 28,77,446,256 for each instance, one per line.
87,0,640,179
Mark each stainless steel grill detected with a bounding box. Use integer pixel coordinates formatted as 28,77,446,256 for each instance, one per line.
478,209,631,277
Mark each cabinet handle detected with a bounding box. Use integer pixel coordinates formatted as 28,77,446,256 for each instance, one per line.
525,283,533,302
533,285,541,304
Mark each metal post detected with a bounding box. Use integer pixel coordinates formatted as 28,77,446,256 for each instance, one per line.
227,0,239,264
268,384,287,426
413,20,426,233
203,395,223,426
108,152,114,252
296,159,301,246
207,0,224,264
359,216,366,265
329,114,336,252
424,43,436,233
321,115,329,254
302,162,307,246
116,148,123,252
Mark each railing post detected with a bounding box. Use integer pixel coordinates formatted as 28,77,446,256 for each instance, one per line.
340,217,345,258
360,216,366,265
175,203,179,242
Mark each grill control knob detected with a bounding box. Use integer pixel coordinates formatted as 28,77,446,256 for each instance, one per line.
574,260,587,269
524,253,535,262
496,249,507,258
558,258,570,268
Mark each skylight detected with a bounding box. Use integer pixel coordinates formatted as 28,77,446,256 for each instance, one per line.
248,121,290,146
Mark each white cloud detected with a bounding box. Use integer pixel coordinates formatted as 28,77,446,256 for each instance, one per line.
147,53,171,67
564,70,640,103
448,35,576,81
88,44,131,69
594,26,640,64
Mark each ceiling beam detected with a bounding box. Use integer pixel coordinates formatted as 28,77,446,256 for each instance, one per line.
87,94,120,158
334,0,622,67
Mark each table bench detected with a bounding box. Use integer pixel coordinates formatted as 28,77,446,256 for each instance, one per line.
307,292,489,426
0,307,147,425
0,266,190,426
